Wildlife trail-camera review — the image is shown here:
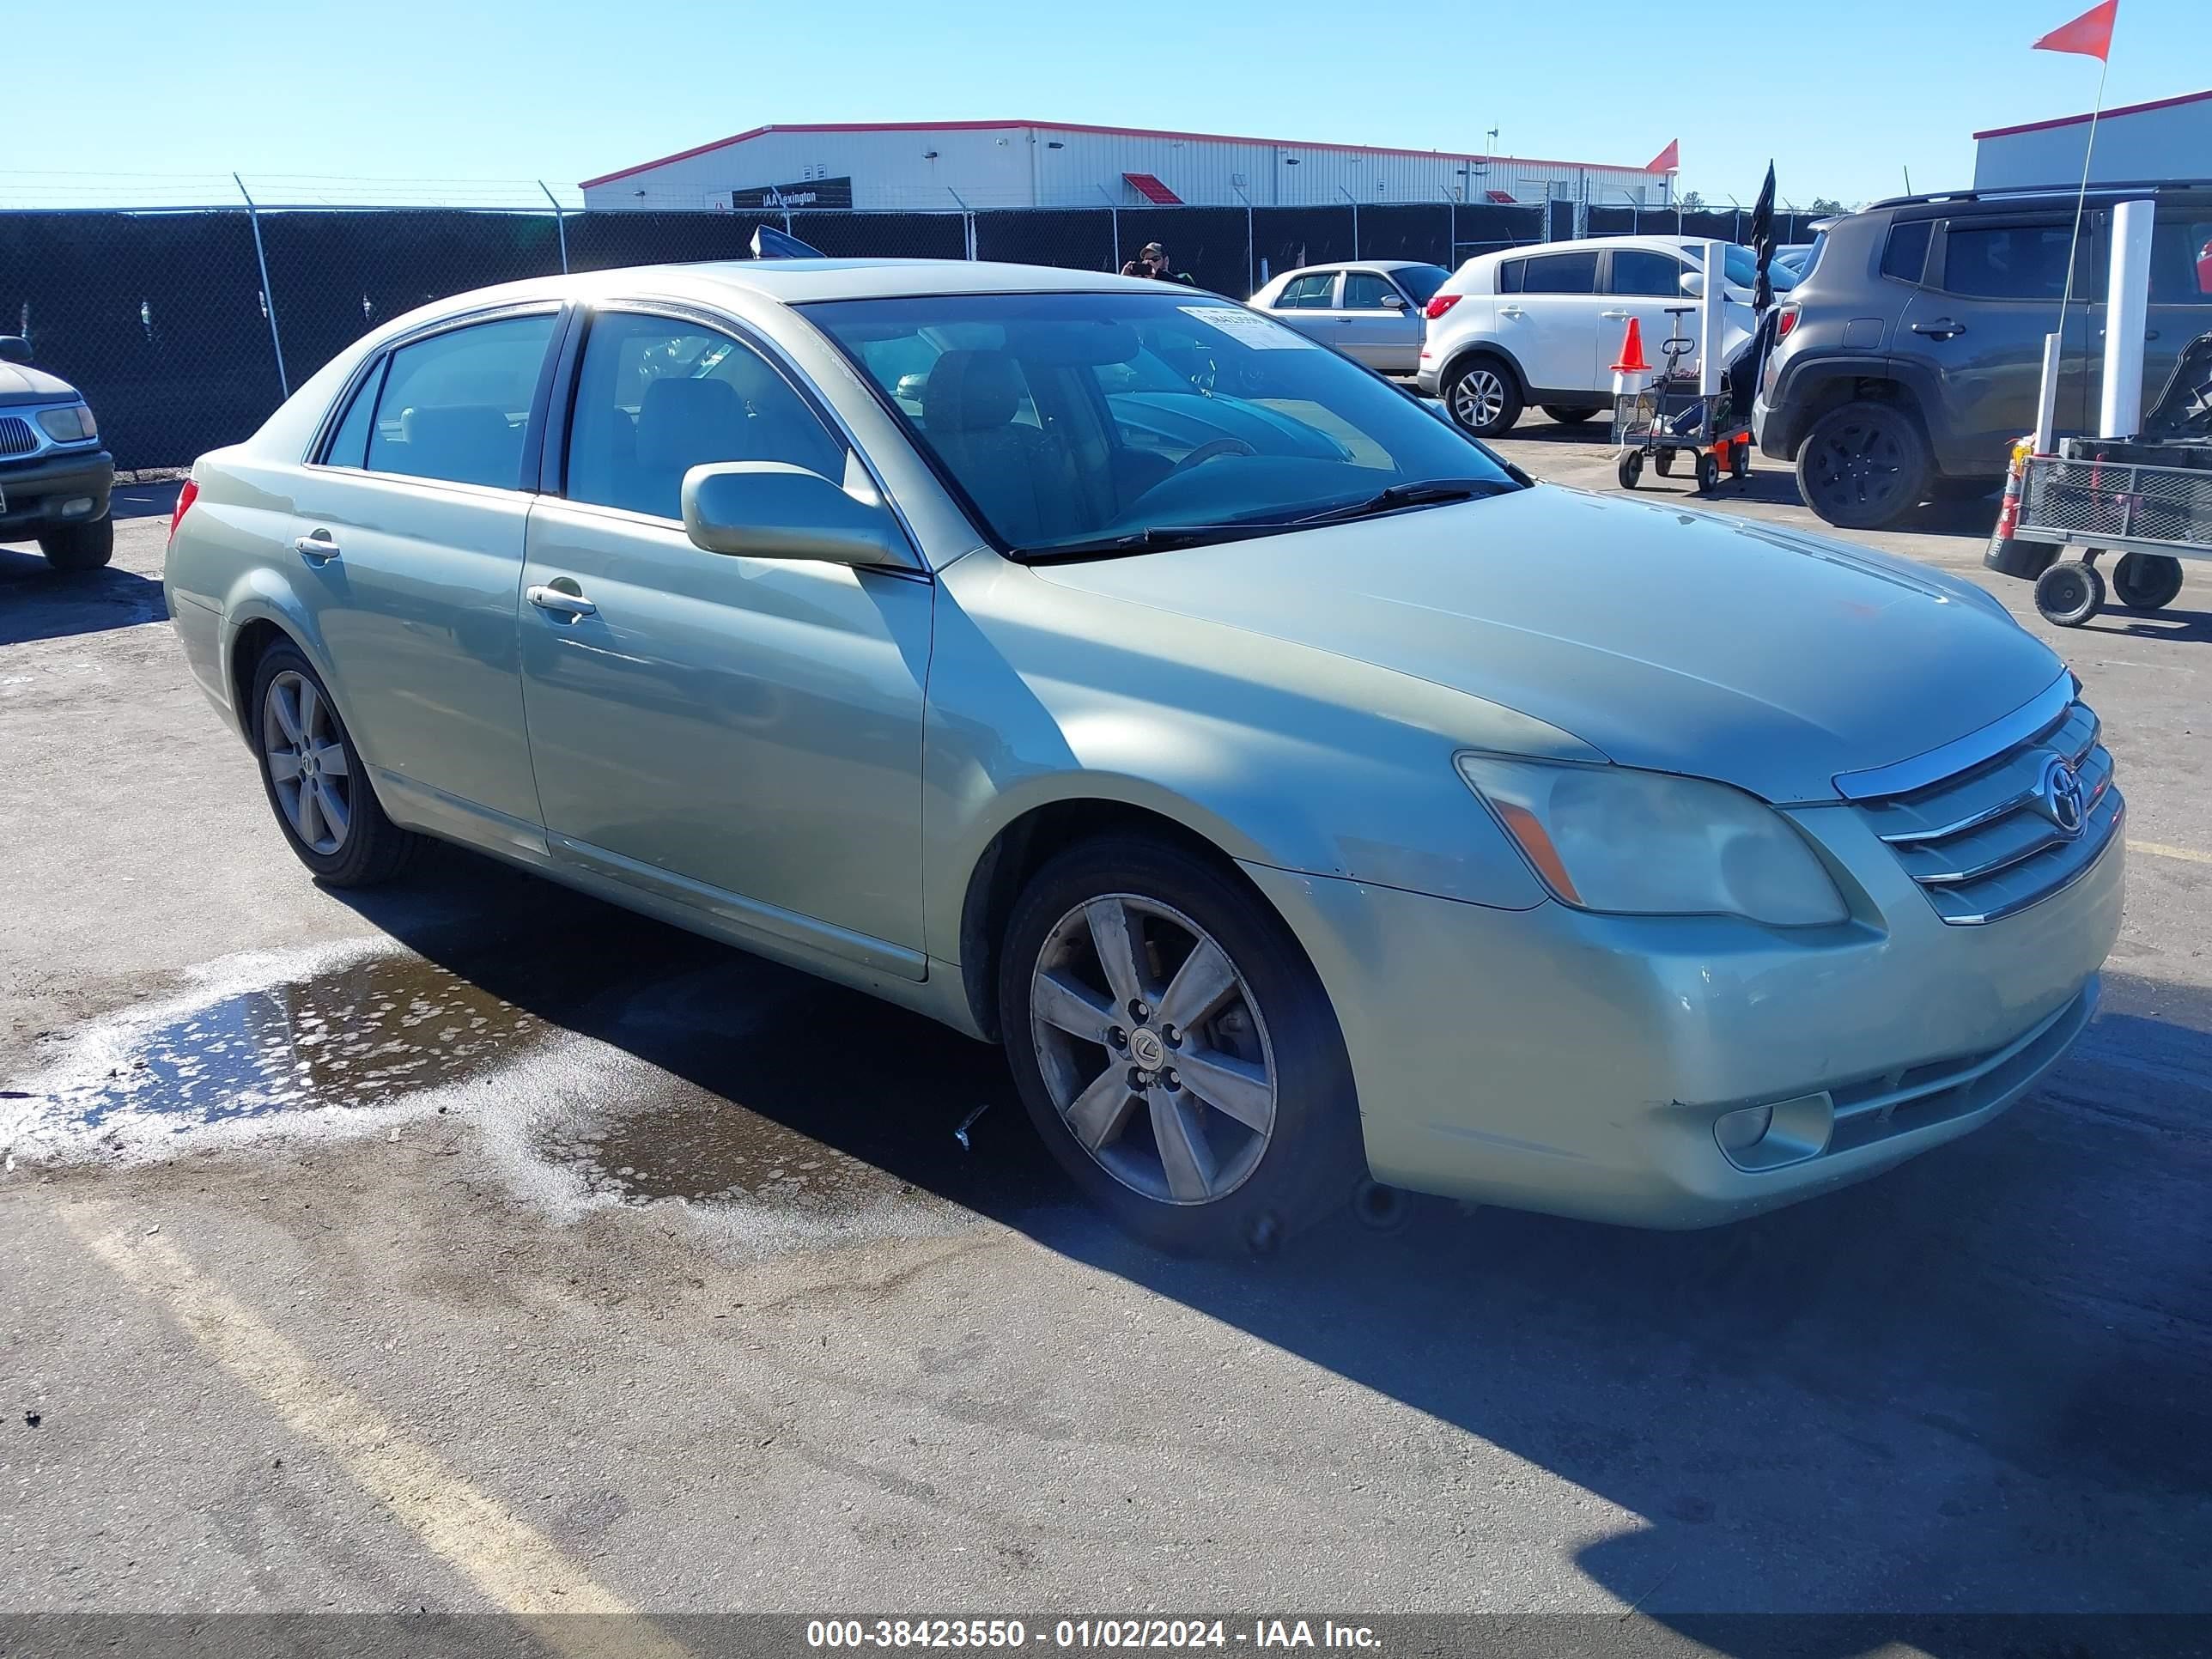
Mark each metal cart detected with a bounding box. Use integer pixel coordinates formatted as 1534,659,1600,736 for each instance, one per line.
1610,315,1753,495
1996,450,2207,626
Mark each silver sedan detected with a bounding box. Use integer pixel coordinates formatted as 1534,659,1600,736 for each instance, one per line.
1248,259,1449,374
166,259,2121,1252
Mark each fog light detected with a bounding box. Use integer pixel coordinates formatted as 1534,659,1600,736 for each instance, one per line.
62,497,93,516
1714,1092,1833,1171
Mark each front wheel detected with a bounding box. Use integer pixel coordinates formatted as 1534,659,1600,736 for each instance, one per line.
1443,357,1522,437
36,516,113,572
2033,560,2106,628
999,836,1363,1255
251,642,422,886
1794,400,1933,529
1616,450,1644,490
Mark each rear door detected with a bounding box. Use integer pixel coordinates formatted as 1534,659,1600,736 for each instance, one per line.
287,307,561,845
1337,270,1421,373
1903,213,2099,471
1261,270,1346,349
1595,246,1694,386
1494,249,1602,396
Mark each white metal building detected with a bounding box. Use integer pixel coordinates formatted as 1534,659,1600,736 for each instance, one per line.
580,120,1675,214
1974,88,2212,190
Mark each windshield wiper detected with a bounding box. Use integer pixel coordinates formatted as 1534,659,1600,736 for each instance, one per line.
1010,521,1294,562
1291,477,1521,527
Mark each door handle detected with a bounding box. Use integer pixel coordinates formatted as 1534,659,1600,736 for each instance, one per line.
1600,309,1632,319
527,583,598,619
1911,319,1967,340
1499,305,1526,318
294,532,340,563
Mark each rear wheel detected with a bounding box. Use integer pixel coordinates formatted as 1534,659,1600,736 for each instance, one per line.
1443,356,1522,437
2112,552,2185,611
35,516,113,572
999,836,1362,1255
1696,451,1722,494
251,642,422,886
1795,400,1933,529
1540,404,1603,425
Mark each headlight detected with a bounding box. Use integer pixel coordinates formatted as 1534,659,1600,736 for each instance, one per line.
1456,755,1848,927
35,404,97,442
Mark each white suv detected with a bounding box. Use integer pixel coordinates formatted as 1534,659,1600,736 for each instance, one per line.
1417,236,1785,436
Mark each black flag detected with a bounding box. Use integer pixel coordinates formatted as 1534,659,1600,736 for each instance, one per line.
1748,162,1778,313
751,223,824,260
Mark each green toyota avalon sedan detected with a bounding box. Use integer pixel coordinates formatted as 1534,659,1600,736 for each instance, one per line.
163,259,2123,1252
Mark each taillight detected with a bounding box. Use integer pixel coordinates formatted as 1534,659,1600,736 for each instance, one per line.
168,478,199,544
1776,307,1799,339
1425,293,1463,321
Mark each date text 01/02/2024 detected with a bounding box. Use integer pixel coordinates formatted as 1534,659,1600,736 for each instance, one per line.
804,1620,1382,1650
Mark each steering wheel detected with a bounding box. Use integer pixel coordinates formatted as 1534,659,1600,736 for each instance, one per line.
1165,436,1256,478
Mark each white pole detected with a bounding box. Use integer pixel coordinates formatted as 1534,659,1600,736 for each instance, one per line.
538,179,568,274
2033,331,2064,453
234,173,289,398
2100,197,2155,438
1698,239,1723,398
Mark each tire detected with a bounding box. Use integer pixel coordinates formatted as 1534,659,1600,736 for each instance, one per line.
1443,356,1522,437
1616,450,1644,490
1655,449,1677,478
249,642,422,886
1696,452,1722,494
1794,400,1934,529
2112,552,2185,611
1540,404,1603,425
997,834,1363,1255
35,516,113,572
1729,441,1752,481
2033,561,2106,629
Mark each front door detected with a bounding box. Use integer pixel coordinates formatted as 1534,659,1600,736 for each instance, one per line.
1595,246,1695,389
1495,248,1602,396
1264,270,1347,350
1337,270,1421,373
286,307,560,842
517,307,932,973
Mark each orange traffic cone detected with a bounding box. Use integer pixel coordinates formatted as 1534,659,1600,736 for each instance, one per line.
1610,317,1650,374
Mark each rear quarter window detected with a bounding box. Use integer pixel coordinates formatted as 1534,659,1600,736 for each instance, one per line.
1881,220,1932,284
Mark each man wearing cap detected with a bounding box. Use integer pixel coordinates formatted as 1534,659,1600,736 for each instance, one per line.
1121,242,1182,282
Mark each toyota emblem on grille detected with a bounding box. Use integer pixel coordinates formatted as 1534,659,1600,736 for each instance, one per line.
2040,756,2087,838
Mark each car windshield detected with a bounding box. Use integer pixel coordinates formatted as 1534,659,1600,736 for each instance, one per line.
1395,264,1451,304
806,290,1522,558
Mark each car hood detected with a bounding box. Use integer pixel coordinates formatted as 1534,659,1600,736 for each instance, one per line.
0,362,81,406
1028,484,2063,803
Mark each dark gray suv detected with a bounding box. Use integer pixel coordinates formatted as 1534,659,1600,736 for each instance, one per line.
1755,181,2212,528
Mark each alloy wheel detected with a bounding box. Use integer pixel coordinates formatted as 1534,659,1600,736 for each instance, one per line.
1028,894,1277,1206
1806,418,1908,517
1451,368,1507,431
261,670,353,855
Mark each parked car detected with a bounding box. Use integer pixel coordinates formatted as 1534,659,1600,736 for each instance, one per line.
1249,260,1450,374
0,336,115,570
166,260,2121,1252
1756,180,2212,528
1771,241,1820,278
1417,236,1796,435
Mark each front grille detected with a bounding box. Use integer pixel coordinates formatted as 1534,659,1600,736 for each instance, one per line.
0,416,36,459
1853,696,2121,926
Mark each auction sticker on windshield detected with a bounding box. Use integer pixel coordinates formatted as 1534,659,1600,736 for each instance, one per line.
1179,305,1316,349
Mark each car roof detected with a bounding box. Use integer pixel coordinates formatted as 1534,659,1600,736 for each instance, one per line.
1471,234,1728,263
1265,258,1443,282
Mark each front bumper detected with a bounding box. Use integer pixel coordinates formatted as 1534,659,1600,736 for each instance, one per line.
0,447,115,538
1241,799,2124,1228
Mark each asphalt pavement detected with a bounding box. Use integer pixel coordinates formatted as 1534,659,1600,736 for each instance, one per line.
3,430,2208,1646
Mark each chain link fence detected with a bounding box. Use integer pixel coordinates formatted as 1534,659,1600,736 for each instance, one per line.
0,198,1830,471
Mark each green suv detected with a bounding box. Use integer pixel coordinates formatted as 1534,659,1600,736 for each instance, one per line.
0,335,115,570
1754,180,2212,529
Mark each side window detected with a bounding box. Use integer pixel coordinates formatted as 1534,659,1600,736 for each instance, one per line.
1881,220,1934,284
564,312,846,521
1607,249,1684,296
1275,272,1340,310
321,359,385,468
364,314,556,489
1941,222,2097,301
1519,252,1599,295
2150,218,2212,302
1341,271,1403,310
1496,259,1526,295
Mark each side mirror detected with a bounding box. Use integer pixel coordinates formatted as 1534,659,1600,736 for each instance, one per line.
1380,290,1407,309
1678,270,1707,299
681,461,913,568
0,336,32,366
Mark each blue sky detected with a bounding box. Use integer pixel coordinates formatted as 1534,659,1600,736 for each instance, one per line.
11,0,2209,208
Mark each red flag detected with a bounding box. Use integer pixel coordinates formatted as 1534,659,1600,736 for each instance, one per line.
2033,0,2118,60
1646,139,1680,173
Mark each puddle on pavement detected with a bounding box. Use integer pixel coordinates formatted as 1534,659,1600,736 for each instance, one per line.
33,952,550,1134
539,1097,909,1209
